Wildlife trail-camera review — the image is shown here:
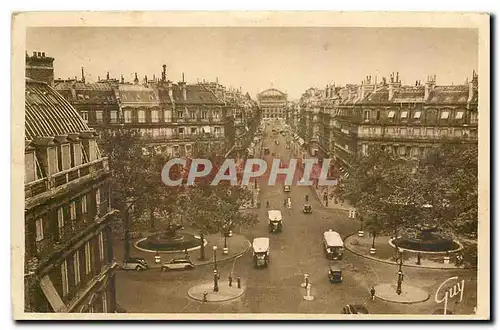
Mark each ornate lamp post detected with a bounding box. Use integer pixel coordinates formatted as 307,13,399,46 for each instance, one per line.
213,245,218,272
395,248,404,295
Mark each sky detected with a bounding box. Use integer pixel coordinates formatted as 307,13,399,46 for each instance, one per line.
26,27,478,100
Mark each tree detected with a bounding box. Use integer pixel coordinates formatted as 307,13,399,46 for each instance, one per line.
100,128,153,259
364,213,386,249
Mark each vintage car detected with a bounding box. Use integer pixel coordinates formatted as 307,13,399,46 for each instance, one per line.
341,304,369,314
284,185,291,192
268,210,283,233
160,258,195,271
328,266,343,283
122,257,149,271
303,204,312,214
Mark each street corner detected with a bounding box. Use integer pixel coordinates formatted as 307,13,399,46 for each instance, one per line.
187,282,245,303
374,283,430,304
193,234,252,267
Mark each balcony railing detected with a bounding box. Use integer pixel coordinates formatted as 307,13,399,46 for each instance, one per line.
25,158,109,199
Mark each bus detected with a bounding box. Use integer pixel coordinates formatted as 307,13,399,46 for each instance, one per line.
323,230,344,260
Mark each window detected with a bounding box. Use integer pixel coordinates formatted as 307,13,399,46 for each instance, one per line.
201,111,207,120
163,110,172,122
84,241,92,274
102,292,108,313
47,147,59,175
401,111,408,119
441,111,449,119
138,110,146,123
110,111,118,123
454,129,462,137
57,207,65,237
363,111,370,121
413,128,421,136
99,232,105,261
81,195,88,214
471,112,478,124
35,218,44,242
96,111,103,123
88,140,98,162
178,127,185,135
414,111,421,119
25,152,37,183
74,252,81,285
376,111,380,120
388,111,395,119
151,110,159,123
440,129,448,136
190,127,197,135
124,110,132,123
398,146,405,155
361,144,368,156
214,111,220,120
456,111,464,119
73,143,83,166
96,189,101,215
400,128,407,135
426,128,434,136
81,111,89,123
61,144,71,171
61,260,69,297
69,201,76,221
190,111,196,120
152,128,160,137
214,127,221,134
177,111,184,119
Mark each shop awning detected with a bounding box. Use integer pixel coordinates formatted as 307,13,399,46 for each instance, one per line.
39,275,66,312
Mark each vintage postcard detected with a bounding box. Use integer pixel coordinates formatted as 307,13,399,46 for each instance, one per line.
12,11,490,320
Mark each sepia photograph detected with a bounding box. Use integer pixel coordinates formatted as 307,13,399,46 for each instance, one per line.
11,11,490,320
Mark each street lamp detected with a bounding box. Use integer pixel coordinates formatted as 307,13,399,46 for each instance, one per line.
213,245,218,272
395,248,404,295
123,197,135,261
213,269,219,292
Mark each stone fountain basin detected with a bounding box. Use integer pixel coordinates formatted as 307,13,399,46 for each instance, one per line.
389,237,463,254
134,232,208,253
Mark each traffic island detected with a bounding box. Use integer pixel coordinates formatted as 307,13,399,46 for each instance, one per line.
374,283,430,304
188,282,245,302
344,234,473,270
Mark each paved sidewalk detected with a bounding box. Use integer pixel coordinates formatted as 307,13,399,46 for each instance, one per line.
374,283,430,304
310,184,354,211
344,234,470,270
188,282,245,302
113,232,251,269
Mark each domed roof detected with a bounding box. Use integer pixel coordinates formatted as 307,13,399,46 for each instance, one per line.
258,88,286,97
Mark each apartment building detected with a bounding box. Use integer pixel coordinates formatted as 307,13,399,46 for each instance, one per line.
24,78,117,313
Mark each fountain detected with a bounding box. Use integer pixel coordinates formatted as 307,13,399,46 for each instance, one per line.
390,224,462,253
135,225,205,253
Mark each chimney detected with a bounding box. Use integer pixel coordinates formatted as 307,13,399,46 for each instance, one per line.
41,52,45,57
134,73,139,85
32,51,36,57
37,52,41,57
424,75,436,100
81,67,85,83
162,64,166,82
468,70,478,103
121,74,124,84
167,81,174,100
107,71,110,80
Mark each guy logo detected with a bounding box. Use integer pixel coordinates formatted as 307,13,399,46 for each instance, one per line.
435,276,465,315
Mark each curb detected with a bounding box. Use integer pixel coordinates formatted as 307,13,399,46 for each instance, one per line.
187,285,246,303
343,233,476,271
374,284,430,304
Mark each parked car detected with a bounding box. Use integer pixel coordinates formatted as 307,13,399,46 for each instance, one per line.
161,258,195,271
341,304,369,314
303,204,312,213
328,266,343,283
122,257,149,271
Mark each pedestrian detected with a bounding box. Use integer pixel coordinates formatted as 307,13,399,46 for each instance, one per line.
203,291,208,302
229,275,233,287
305,194,309,202
266,200,269,208
284,198,287,207
237,276,241,289
370,287,376,301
